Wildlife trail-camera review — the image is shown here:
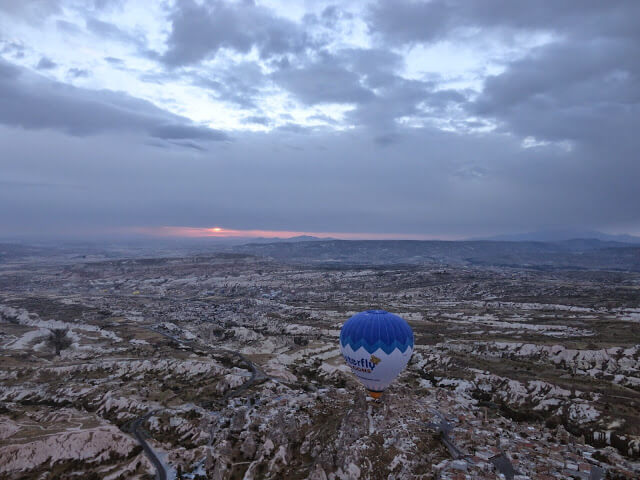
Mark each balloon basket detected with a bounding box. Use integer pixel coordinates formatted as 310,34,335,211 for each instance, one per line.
367,390,383,400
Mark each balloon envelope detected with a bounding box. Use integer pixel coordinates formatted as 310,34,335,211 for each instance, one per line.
339,310,414,397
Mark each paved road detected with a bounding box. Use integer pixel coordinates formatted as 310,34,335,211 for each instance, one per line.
127,410,167,480
426,410,466,460
126,326,267,480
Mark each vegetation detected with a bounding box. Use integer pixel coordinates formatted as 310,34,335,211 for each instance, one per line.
47,328,72,355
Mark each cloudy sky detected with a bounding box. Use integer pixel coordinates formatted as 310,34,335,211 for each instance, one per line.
1,0,638,240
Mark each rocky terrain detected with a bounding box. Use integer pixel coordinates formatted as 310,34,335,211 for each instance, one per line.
233,239,640,271
1,241,639,479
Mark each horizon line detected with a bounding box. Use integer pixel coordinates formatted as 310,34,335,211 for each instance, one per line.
129,226,465,241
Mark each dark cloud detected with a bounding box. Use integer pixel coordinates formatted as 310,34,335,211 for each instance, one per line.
88,0,125,11
85,16,144,47
193,61,267,109
36,56,57,70
271,48,405,107
67,67,89,78
368,0,640,45
385,1,636,154
367,0,639,151
473,38,640,145
0,0,62,21
373,132,401,146
0,58,228,146
338,48,404,89
271,53,375,105
302,5,354,31
161,0,312,67
166,140,208,152
0,0,123,22
104,56,124,66
2,124,639,238
244,116,271,125
347,76,454,132
269,47,465,138
306,114,338,125
0,40,26,59
275,123,315,134
149,124,227,142
56,19,82,35
320,5,353,24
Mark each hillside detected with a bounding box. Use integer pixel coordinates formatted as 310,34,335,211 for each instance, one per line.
234,239,640,271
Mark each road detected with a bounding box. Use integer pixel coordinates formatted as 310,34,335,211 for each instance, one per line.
149,326,268,401
127,410,167,480
427,410,521,479
126,326,267,480
426,410,466,460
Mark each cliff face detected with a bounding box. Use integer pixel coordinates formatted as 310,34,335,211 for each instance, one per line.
0,408,150,478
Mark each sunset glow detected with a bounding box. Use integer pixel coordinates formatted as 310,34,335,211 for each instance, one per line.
131,226,460,241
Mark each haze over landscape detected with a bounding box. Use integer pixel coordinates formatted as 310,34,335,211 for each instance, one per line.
2,2,640,480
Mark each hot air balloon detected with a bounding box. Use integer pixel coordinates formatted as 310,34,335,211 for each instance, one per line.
339,309,414,399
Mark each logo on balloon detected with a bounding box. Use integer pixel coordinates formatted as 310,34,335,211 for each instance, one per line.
343,354,377,373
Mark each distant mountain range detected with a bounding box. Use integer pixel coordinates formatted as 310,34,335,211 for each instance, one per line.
234,238,640,271
249,235,336,243
473,229,640,244
3,232,639,271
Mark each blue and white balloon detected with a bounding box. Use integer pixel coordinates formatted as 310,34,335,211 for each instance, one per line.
339,309,414,398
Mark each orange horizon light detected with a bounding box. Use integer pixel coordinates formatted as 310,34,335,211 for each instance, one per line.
129,225,463,241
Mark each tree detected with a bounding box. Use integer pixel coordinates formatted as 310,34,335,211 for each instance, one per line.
47,328,72,355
